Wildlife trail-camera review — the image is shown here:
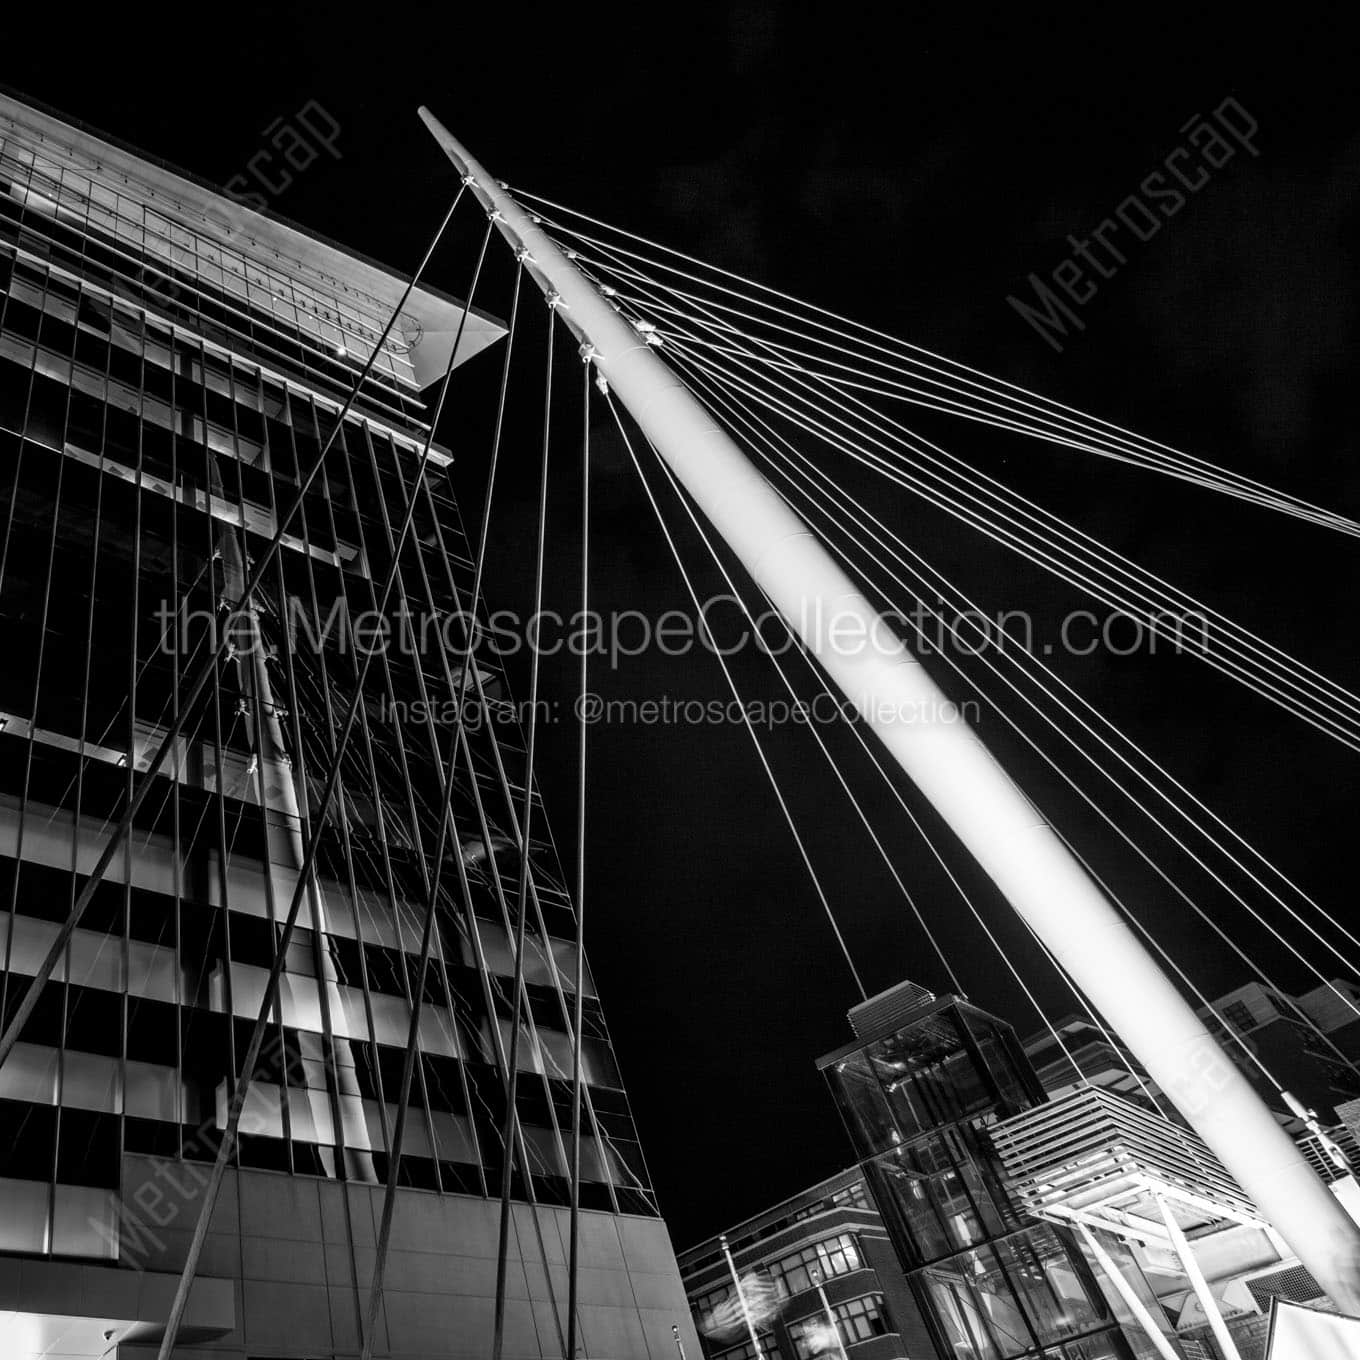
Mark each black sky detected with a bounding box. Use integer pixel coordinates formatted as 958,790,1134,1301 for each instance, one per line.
8,3,1359,1246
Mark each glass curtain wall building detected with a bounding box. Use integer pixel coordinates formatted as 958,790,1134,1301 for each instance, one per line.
819,982,1169,1360
0,90,695,1359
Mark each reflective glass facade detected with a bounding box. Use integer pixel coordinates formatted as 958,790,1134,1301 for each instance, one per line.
0,95,656,1269
821,996,1139,1360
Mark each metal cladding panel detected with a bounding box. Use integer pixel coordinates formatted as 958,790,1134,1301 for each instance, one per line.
847,980,939,1040
991,1086,1260,1226
113,1157,698,1360
1266,1299,1360,1358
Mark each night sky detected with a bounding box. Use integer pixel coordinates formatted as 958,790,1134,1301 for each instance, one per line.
8,5,1359,1247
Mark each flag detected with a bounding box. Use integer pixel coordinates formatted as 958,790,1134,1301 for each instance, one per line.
700,1270,784,1340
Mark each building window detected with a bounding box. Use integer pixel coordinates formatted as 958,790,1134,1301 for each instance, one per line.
1222,1001,1256,1033
767,1233,862,1294
693,1283,734,1316
788,1295,888,1357
837,1182,871,1210
692,1282,735,1336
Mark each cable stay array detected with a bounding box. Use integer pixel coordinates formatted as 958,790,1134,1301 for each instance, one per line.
7,133,1360,1360
613,360,1360,1083
545,225,1360,753
517,187,1360,539
658,357,1360,1039
511,190,1360,1150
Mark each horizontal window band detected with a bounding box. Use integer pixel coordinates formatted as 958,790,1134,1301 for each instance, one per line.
0,239,446,463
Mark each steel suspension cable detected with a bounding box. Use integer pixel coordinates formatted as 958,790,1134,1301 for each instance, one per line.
559,249,1344,530
678,345,1360,1036
566,357,592,1360
397,290,613,1273
666,358,1183,1117
407,349,629,1261
644,323,1197,1137
636,430,961,995
492,302,560,1360
774,468,1290,1090
605,392,867,1000
566,241,1360,748
573,264,1352,533
669,342,1360,984
561,234,1360,743
518,192,1359,536
668,339,1360,749
634,415,1099,1079
359,219,495,1360
645,290,1360,739
696,365,1360,1078
751,412,1360,1045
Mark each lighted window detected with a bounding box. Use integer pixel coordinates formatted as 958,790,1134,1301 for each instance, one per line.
691,1281,733,1321
0,1042,59,1106
52,1183,118,1259
0,1177,49,1253
767,1233,862,1295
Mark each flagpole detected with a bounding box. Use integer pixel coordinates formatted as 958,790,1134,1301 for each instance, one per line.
720,1233,766,1358
808,1264,849,1360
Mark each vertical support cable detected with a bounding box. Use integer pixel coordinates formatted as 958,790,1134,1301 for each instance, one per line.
566,356,591,1360
492,303,557,1360
363,269,568,1352
412,262,629,1230
606,395,866,999
263,392,361,1180
358,221,493,1360
350,423,451,1171
401,457,579,1342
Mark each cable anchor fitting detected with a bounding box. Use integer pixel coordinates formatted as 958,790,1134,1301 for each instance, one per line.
633,319,664,347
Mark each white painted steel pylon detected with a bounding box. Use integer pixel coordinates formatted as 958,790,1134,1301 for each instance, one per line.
419,108,1360,1313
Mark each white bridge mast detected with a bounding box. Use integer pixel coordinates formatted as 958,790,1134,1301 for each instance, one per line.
420,109,1360,1311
